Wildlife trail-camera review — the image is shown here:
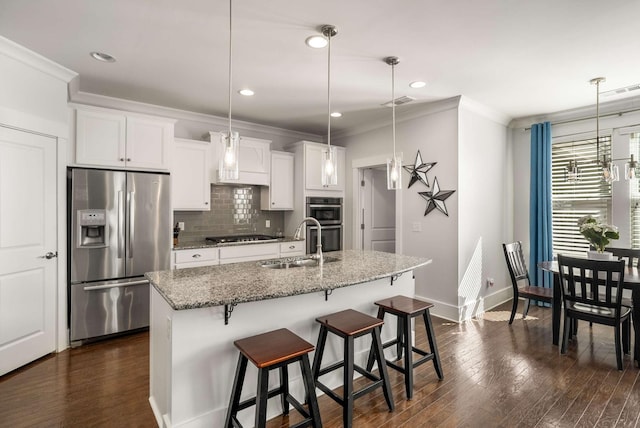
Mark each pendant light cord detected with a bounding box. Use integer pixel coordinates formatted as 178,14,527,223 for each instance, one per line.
228,0,233,138
327,30,331,149
392,61,396,157
596,79,600,163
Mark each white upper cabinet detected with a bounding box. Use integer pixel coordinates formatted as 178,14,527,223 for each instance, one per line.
209,133,271,186
172,138,211,211
298,141,346,192
261,151,294,210
75,106,174,171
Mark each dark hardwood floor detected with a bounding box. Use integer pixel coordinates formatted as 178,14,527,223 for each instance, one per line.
1,300,639,427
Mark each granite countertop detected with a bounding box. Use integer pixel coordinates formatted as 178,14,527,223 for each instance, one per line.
173,236,300,250
146,250,431,310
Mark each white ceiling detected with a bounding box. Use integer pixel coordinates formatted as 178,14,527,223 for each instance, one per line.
1,0,639,135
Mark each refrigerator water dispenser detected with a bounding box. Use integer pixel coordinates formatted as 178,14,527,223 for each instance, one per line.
77,209,108,248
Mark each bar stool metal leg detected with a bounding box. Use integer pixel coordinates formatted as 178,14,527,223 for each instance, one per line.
300,354,322,428
225,353,248,428
372,325,394,411
423,310,443,380
279,365,289,415
401,314,414,399
343,335,355,428
255,368,269,428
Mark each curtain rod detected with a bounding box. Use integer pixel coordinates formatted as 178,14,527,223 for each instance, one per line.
524,106,640,131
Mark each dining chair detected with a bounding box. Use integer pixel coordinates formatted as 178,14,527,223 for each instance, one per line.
589,246,636,307
502,241,553,324
556,254,631,370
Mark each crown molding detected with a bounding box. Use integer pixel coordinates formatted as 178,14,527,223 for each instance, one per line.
69,90,322,142
508,95,640,130
333,96,462,141
0,36,77,83
459,95,512,126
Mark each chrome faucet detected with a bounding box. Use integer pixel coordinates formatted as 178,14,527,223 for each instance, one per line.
294,217,323,266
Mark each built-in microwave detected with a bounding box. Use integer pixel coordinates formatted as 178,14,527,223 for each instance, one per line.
306,197,342,225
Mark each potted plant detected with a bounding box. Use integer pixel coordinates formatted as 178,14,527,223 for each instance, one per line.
577,215,619,259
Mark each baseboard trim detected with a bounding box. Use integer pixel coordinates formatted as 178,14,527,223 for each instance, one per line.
416,286,513,323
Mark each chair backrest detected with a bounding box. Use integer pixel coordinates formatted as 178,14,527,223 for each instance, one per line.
557,254,626,314
503,241,530,291
605,247,640,268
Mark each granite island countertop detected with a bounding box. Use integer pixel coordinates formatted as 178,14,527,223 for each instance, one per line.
146,249,431,310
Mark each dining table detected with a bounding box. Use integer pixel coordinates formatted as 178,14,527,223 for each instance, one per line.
538,260,640,367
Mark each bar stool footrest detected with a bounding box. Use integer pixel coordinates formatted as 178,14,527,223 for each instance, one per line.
236,385,285,412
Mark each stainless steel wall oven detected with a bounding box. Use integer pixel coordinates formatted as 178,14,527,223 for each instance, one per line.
306,197,343,253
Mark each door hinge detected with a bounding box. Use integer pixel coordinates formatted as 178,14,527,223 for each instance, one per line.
361,223,365,230
361,180,365,187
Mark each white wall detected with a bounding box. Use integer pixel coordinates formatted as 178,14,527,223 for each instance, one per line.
510,97,640,264
458,98,511,320
336,98,461,319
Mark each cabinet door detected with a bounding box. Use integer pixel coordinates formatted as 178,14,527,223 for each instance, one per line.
305,143,345,191
76,109,126,167
262,151,294,210
172,139,211,210
211,135,271,185
125,116,172,170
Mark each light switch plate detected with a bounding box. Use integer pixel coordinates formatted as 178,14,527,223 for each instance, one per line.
265,220,271,228
178,222,185,231
412,222,422,232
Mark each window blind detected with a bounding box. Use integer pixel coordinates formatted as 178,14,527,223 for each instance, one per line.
629,133,640,249
551,136,612,256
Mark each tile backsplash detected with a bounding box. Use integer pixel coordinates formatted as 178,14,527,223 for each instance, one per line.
174,185,284,244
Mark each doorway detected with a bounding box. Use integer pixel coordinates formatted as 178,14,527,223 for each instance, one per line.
358,167,397,253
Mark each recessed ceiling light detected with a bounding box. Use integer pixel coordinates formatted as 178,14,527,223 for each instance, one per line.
330,112,342,118
305,35,328,49
238,89,254,96
409,81,426,89
90,51,116,63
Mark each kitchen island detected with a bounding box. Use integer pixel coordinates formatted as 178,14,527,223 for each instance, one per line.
147,250,431,428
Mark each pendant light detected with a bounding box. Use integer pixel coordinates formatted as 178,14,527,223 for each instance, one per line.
321,25,338,187
564,159,580,183
385,56,402,190
219,0,239,180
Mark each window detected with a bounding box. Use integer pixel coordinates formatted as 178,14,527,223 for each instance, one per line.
551,136,612,256
629,133,640,248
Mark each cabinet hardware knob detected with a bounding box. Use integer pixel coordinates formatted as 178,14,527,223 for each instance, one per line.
192,254,202,258
272,202,275,205
205,202,209,205
289,245,295,249
120,158,125,161
127,158,131,161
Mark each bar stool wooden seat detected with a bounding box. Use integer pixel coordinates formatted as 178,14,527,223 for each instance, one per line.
366,295,443,400
312,309,394,428
224,328,322,428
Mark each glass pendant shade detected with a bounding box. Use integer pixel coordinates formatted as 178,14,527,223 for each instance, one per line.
602,161,619,183
626,155,638,179
322,145,338,186
387,155,402,189
564,160,580,183
219,131,239,180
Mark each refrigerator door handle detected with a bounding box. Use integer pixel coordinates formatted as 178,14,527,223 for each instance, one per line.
83,279,149,291
128,191,135,259
117,190,125,259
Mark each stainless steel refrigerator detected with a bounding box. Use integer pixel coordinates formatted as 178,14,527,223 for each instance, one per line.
68,168,171,343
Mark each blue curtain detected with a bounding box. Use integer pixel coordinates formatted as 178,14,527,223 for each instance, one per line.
529,122,553,289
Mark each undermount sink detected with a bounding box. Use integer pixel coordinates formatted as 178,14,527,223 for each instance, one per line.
260,256,338,269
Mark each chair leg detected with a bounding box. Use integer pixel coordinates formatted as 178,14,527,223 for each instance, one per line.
561,314,570,354
614,324,623,371
396,313,404,360
343,336,355,428
523,298,531,319
401,314,413,399
423,310,443,380
372,326,394,412
255,367,270,428
224,353,248,428
366,307,386,371
280,365,289,415
622,318,630,355
509,294,518,324
300,355,323,428
312,326,328,381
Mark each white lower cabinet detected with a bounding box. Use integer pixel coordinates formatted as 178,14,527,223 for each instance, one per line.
279,241,305,257
219,243,280,264
174,248,219,269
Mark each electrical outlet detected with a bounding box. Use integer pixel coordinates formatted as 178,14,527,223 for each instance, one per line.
412,222,422,232
178,222,185,231
265,219,271,228
486,277,495,287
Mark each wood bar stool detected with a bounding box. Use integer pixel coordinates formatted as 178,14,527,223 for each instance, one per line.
366,295,443,400
224,328,322,428
312,309,394,428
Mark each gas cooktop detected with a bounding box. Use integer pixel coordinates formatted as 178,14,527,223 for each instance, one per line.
205,234,279,245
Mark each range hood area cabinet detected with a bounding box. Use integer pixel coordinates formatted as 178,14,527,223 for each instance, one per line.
74,105,175,171
171,138,211,211
261,151,294,210
209,133,271,186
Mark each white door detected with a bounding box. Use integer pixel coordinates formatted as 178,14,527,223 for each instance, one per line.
0,126,57,376
362,168,396,253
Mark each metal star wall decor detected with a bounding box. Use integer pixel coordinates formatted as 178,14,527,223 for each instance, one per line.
418,177,456,216
403,150,437,188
